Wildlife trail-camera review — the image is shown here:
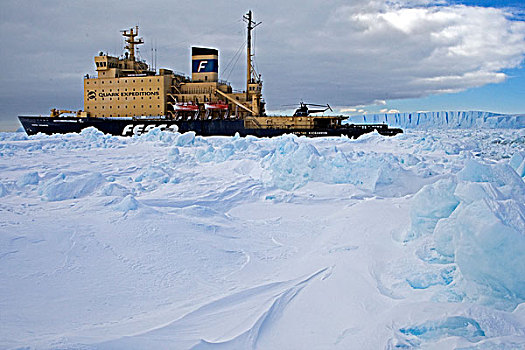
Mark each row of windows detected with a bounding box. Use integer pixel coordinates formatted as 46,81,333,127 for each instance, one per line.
87,105,161,109
96,96,161,101
96,61,122,69
96,61,123,69
183,88,215,94
95,87,159,92
86,78,162,85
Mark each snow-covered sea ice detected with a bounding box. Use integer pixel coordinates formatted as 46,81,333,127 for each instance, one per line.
0,125,524,349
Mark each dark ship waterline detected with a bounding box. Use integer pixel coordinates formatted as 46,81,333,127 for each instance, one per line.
18,11,403,139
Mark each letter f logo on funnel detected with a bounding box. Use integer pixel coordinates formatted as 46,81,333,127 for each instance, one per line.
198,60,208,72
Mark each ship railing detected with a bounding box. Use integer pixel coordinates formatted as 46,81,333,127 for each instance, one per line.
172,71,190,79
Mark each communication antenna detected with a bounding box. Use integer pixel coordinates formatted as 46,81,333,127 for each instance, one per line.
121,25,144,61
154,40,158,73
243,10,261,100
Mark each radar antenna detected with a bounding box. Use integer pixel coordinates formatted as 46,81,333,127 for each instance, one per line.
121,26,144,62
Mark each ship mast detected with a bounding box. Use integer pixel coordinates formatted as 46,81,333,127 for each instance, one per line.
122,26,143,62
244,11,261,101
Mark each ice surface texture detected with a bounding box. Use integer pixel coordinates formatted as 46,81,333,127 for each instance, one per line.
407,157,525,311
0,127,524,349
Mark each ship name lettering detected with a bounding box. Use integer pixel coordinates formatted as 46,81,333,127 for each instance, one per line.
120,91,160,97
97,91,160,98
99,92,119,97
122,123,176,136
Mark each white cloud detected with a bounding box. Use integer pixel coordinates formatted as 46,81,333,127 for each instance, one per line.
266,0,525,107
379,108,400,113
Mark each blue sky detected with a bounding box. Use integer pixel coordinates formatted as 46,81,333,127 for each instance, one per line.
0,0,524,131
449,0,524,8
382,1,525,115
322,0,525,116
363,66,525,115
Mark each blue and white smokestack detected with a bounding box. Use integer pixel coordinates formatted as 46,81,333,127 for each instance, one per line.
191,47,218,82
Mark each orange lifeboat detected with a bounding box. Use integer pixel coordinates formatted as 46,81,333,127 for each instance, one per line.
174,102,199,111
204,101,228,110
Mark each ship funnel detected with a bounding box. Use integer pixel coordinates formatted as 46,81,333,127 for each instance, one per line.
191,47,218,82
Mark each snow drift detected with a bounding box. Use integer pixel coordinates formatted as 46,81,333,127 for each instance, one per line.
1,126,524,349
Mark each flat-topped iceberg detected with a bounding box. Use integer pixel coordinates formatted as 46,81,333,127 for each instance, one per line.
348,111,525,129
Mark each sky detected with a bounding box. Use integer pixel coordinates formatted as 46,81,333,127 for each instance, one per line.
0,0,524,131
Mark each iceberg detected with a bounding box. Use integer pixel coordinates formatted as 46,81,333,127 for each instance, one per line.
348,111,525,129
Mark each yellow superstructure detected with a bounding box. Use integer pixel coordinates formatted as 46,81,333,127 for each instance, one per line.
83,22,264,120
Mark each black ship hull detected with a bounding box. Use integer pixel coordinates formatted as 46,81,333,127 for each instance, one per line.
18,116,402,138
